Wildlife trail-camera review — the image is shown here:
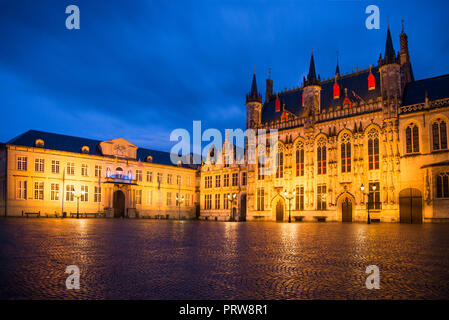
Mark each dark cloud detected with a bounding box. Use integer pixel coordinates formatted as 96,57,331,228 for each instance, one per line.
1,0,448,151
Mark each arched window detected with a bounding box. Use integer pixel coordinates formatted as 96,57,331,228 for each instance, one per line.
317,138,327,175
341,133,351,173
276,147,284,179
368,129,379,170
34,139,44,148
405,123,420,153
258,153,265,180
432,118,448,151
436,172,449,198
295,142,304,177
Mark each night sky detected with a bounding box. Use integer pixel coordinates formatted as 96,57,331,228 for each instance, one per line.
1,0,448,151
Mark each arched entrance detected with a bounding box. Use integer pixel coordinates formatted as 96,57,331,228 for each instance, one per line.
399,188,422,224
341,197,353,222
276,200,284,222
113,190,125,218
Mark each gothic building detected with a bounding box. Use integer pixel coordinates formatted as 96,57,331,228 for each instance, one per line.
200,25,449,223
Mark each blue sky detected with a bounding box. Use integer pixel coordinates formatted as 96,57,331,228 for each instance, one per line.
1,0,448,151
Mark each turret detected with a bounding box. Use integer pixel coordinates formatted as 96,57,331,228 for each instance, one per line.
303,53,321,127
246,72,262,129
379,26,401,118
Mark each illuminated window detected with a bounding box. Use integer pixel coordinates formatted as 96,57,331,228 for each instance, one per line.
215,194,221,209
95,165,102,178
204,194,212,210
215,175,221,188
167,192,172,206
167,174,172,184
405,123,420,153
146,171,153,182
258,154,265,180
94,186,101,203
368,129,380,170
81,185,88,202
67,163,75,175
17,156,27,171
34,158,44,172
317,138,327,175
35,139,44,148
241,172,247,186
224,174,229,187
317,184,326,211
34,182,44,200
232,173,238,186
276,147,284,179
368,182,381,209
436,173,449,199
52,160,60,174
205,176,212,189
432,118,448,151
295,142,304,177
50,183,59,201
81,146,90,154
223,193,229,209
295,186,304,211
341,133,351,173
81,164,88,177
136,170,142,182
16,180,27,200
136,190,142,205
66,185,75,201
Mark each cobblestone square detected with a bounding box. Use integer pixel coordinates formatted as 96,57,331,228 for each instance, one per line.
0,219,448,299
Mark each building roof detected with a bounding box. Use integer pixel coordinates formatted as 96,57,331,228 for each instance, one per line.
261,67,381,123
402,74,449,106
7,130,196,168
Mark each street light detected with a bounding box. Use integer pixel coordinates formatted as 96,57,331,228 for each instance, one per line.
361,184,373,224
176,194,184,220
283,189,296,223
72,190,85,219
227,193,237,221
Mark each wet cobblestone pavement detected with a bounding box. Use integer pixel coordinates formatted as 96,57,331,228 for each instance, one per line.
0,219,449,299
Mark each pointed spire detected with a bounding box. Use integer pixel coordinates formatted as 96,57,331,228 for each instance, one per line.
305,51,318,86
246,71,262,104
385,26,395,59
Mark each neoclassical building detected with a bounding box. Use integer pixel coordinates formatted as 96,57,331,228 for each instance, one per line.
200,26,449,223
0,130,199,218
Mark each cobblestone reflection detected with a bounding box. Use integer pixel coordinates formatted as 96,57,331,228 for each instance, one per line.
0,219,448,299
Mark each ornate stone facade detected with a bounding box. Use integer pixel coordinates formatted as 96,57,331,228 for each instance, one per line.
200,26,449,223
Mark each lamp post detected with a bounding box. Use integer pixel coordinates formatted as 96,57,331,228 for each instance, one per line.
361,184,375,224
227,193,237,221
283,189,296,223
72,190,85,219
176,194,184,220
